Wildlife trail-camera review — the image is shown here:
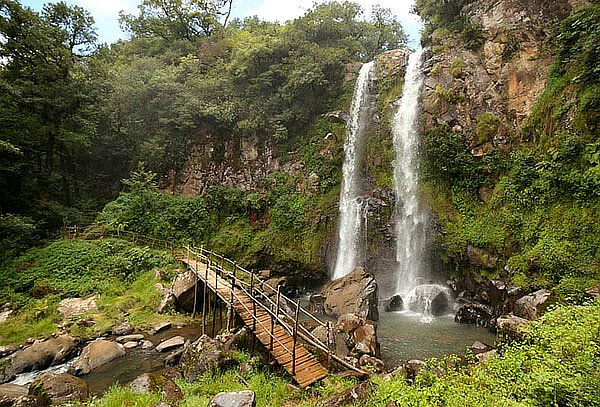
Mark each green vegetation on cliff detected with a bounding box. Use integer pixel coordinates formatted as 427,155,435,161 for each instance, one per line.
419,3,600,300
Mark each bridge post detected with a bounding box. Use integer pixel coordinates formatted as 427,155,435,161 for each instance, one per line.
202,257,208,335
250,270,256,351
192,273,198,319
270,286,280,352
326,321,332,369
292,301,300,375
212,260,218,336
228,263,236,330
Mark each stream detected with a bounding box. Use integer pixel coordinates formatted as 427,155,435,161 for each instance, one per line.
10,322,220,395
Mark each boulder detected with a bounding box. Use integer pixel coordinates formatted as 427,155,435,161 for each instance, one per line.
57,296,98,319
69,340,125,376
0,346,17,358
172,271,200,312
129,373,183,402
475,349,497,362
585,284,600,298
111,321,134,336
157,292,176,314
179,335,231,383
358,355,385,373
352,324,378,356
332,314,379,360
321,266,379,321
8,395,47,407
309,294,326,315
316,380,372,407
407,285,450,316
2,335,77,383
164,349,184,367
496,314,529,339
156,336,185,353
336,313,365,333
29,373,89,403
117,334,144,343
404,359,426,380
124,342,139,350
0,383,28,404
141,340,155,350
149,322,172,336
209,390,255,407
384,295,404,312
470,341,494,354
455,303,495,327
513,289,555,320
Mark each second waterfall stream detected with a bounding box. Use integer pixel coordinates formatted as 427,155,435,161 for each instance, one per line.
332,60,375,280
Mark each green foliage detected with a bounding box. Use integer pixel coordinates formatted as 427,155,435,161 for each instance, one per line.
413,0,483,49
119,0,232,41
475,112,501,145
422,124,483,190
0,238,174,309
0,214,37,260
423,4,600,296
366,301,600,406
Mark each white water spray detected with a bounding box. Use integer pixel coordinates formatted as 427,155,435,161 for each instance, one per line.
332,61,375,280
391,50,435,316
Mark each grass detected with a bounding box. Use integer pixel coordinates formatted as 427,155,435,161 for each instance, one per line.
0,238,195,346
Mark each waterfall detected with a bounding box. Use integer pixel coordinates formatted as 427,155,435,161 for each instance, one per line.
391,49,428,296
332,61,375,280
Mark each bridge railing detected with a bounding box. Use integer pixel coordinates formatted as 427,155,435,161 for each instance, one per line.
63,224,368,376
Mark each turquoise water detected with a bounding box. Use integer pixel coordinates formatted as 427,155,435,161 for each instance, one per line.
378,308,496,366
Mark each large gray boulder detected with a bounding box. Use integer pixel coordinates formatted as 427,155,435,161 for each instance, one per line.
513,289,555,320
172,271,200,312
29,373,89,403
496,314,529,339
179,335,232,383
209,390,255,407
156,336,185,353
129,372,183,402
69,340,125,376
0,383,28,404
320,266,378,321
333,313,380,361
57,296,98,319
0,335,77,383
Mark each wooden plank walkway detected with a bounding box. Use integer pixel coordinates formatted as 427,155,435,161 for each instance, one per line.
181,257,329,388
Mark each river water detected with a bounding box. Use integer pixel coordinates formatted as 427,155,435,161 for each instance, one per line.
378,310,496,366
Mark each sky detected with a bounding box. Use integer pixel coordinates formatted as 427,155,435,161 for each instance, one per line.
20,0,423,47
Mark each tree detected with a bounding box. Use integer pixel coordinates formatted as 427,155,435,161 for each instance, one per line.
41,1,96,54
120,0,233,41
0,0,99,224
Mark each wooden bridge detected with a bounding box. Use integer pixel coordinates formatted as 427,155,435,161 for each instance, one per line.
63,225,368,387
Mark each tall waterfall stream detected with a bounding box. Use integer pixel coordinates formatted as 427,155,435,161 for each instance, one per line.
332,61,375,280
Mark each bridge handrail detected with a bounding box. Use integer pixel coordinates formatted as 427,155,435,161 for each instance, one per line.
63,224,369,376
186,245,342,368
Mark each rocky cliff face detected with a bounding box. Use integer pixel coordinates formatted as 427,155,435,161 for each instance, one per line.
162,124,280,195
421,0,576,157
418,0,585,304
